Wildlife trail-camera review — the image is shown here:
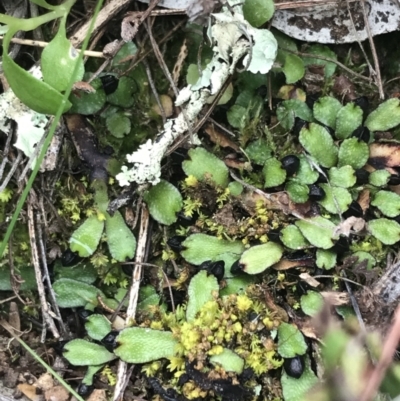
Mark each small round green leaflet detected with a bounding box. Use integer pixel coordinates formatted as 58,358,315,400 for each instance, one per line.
281,357,318,401
295,216,336,249
105,211,136,261
282,54,305,84
114,328,177,363
138,285,162,312
263,158,286,188
85,314,112,341
63,339,116,366
353,251,376,270
228,181,243,196
313,96,342,129
302,44,337,78
210,348,244,374
369,169,390,187
41,19,84,92
328,166,356,188
107,76,137,108
238,242,283,275
276,99,313,130
371,191,400,217
365,98,400,132
186,271,219,322
243,0,274,27
220,276,255,296
227,105,248,129
293,156,319,185
285,181,309,203
338,138,369,169
335,103,363,140
317,184,352,214
368,218,400,245
245,138,272,165
281,225,310,250
277,322,307,358
316,249,337,270
144,180,183,225
299,123,338,168
181,234,244,265
182,147,229,187
69,77,107,115
53,278,106,308
300,291,324,316
106,113,131,138
69,215,104,257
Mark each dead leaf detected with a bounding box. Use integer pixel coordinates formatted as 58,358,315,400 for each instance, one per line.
153,94,173,118
334,216,365,237
17,383,42,401
321,291,349,305
44,385,69,401
87,389,108,401
299,273,321,288
204,124,240,151
36,373,54,392
358,189,370,212
369,142,400,170
273,257,314,270
72,81,96,94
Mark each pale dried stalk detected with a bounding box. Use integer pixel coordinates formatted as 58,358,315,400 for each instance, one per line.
27,202,59,339
113,204,150,401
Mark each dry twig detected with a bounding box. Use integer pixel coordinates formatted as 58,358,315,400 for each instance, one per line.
113,203,150,401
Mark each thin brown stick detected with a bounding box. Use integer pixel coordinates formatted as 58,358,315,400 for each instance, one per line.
359,0,384,99
143,16,194,139
359,305,400,401
122,20,186,76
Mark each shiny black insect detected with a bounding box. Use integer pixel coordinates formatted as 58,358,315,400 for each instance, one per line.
185,360,251,401
305,93,320,109
61,249,82,267
352,126,370,143
53,340,69,356
268,229,283,244
230,259,244,275
308,184,326,201
121,264,134,276
353,96,369,116
100,74,119,95
176,210,198,227
292,117,308,136
199,260,225,281
283,355,305,379
167,236,186,253
331,236,350,256
77,383,94,397
389,174,400,186
78,309,93,321
101,330,119,352
148,377,183,401
355,169,370,185
281,155,300,176
342,200,363,219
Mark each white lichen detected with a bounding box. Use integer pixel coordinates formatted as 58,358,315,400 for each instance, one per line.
116,0,278,187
